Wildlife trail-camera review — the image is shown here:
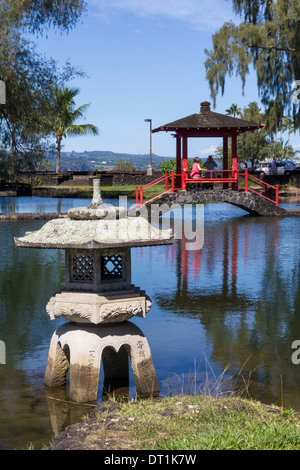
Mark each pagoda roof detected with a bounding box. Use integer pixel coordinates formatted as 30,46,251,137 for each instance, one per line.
152,101,264,136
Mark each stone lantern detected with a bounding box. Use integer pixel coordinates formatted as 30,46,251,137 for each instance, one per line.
15,179,173,402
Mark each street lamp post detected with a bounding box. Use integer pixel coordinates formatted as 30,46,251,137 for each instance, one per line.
144,119,152,175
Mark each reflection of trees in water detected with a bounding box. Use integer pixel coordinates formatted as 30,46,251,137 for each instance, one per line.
0,366,53,450
252,218,300,407
0,221,65,366
154,216,300,407
0,365,88,450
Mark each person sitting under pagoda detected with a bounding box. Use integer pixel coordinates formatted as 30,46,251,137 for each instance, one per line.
204,155,217,188
190,157,205,190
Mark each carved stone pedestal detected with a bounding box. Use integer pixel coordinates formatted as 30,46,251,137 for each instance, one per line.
46,288,151,324
44,321,160,403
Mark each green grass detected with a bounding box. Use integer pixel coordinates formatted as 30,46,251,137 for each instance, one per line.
83,395,300,451
36,184,166,199
101,184,165,199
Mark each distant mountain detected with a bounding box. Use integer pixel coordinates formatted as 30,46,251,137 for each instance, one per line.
45,151,172,171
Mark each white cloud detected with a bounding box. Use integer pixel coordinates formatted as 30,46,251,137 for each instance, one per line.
197,145,218,157
88,0,236,31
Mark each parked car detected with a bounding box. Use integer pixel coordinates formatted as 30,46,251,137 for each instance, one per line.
255,161,299,179
277,161,300,175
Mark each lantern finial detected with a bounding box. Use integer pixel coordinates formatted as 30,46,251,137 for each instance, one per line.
88,178,103,208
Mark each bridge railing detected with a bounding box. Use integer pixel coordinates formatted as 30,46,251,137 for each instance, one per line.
136,169,239,206
184,169,238,189
239,169,279,206
136,171,178,206
136,169,279,207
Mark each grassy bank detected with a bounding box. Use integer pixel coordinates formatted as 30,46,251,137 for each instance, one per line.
101,184,165,199
35,184,166,199
34,182,300,200
49,395,300,450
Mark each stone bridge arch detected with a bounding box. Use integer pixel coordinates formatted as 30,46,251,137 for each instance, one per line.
143,189,287,217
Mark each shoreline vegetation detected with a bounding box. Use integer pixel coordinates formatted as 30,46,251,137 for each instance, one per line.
34,184,153,199
1,181,300,200
48,394,300,451
1,184,300,220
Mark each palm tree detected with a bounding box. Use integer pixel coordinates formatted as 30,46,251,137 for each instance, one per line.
280,116,295,147
225,103,242,117
44,86,99,173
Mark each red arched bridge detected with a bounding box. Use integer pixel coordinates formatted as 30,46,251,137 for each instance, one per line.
135,170,287,217
136,101,288,217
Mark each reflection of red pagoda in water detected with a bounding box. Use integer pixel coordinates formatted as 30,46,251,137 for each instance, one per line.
159,216,280,295
178,224,238,289
135,215,280,297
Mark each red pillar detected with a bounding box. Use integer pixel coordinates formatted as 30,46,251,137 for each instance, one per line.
223,136,228,189
231,225,238,287
176,134,181,188
182,135,188,189
231,134,238,189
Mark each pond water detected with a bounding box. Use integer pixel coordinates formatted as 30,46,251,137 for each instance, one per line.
1,196,300,449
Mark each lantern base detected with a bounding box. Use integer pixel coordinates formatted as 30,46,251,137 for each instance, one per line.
44,321,160,403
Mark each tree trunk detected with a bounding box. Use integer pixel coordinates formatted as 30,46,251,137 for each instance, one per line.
10,121,16,176
56,137,61,173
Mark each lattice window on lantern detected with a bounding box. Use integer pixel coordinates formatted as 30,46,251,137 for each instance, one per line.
101,254,123,280
71,251,94,282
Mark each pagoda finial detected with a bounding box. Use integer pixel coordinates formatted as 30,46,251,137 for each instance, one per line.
200,101,211,112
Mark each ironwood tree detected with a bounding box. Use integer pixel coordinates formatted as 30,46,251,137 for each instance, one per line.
0,0,87,175
236,102,271,168
215,102,296,167
0,37,85,174
205,0,300,136
0,0,86,34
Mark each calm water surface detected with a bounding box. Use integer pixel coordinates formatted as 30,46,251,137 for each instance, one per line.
1,196,300,449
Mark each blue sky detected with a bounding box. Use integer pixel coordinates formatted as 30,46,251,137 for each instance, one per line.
30,0,298,158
